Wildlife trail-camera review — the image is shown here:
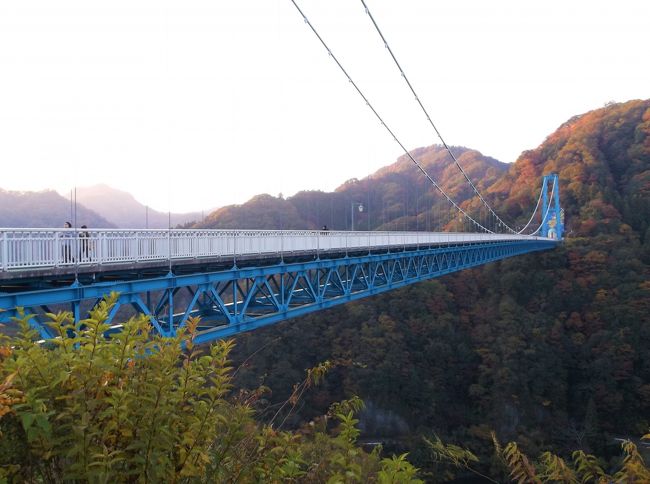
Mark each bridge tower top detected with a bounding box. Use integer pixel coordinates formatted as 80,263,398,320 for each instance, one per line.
541,173,564,240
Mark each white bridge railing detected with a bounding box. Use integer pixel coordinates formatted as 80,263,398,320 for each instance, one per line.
0,229,548,272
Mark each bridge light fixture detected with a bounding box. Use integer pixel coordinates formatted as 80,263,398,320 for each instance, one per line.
351,202,364,231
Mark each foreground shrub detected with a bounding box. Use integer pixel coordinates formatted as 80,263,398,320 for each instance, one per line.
0,295,421,483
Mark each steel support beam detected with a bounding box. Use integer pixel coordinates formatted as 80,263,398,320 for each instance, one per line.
0,239,557,344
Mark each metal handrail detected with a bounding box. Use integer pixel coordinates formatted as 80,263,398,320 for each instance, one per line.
0,228,547,272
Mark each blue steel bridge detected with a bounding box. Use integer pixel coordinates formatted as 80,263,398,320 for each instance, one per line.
0,176,563,344
0,2,567,345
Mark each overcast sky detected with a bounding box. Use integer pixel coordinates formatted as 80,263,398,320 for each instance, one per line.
1,0,648,212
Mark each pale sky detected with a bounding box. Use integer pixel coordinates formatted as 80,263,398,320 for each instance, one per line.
1,0,648,213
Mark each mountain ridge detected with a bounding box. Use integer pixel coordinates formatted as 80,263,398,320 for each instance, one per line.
0,188,114,228
74,184,205,229
488,98,650,237
197,144,510,231
196,99,649,239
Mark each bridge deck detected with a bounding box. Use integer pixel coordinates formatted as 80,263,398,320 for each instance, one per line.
0,229,558,342
0,228,548,279
0,174,562,342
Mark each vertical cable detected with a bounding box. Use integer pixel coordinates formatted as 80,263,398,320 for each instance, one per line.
74,186,78,281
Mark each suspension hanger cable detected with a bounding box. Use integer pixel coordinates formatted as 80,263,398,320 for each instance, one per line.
515,182,545,234
360,0,522,234
289,0,492,233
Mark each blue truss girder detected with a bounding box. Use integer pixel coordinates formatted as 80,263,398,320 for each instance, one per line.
0,239,557,344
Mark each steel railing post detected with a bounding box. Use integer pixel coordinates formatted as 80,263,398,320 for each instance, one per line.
54,232,60,268
1,231,6,271
233,231,237,267
100,232,105,265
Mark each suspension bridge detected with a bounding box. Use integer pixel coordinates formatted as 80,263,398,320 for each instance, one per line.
0,2,565,344
0,175,562,344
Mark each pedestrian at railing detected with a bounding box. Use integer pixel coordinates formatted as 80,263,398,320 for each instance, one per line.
80,225,91,262
62,222,73,263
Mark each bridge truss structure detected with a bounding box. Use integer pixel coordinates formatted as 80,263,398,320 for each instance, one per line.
0,174,562,344
0,234,555,344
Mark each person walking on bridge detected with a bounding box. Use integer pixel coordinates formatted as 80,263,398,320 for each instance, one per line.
62,221,73,263
79,225,90,261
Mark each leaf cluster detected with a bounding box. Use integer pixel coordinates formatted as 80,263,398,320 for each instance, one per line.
430,431,650,483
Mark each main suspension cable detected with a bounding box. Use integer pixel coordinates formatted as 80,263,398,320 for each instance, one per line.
289,0,492,233
360,0,519,234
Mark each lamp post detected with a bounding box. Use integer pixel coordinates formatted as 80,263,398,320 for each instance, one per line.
351,202,364,231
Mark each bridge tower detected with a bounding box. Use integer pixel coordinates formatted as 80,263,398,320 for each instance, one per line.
541,173,563,240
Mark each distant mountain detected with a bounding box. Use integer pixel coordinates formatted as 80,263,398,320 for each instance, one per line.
0,189,114,228
197,145,508,231
75,184,204,229
200,194,307,230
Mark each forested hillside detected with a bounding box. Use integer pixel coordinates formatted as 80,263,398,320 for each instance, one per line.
222,99,650,478
0,188,113,228
196,145,507,231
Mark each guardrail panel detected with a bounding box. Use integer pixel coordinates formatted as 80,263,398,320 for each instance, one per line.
0,228,549,272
